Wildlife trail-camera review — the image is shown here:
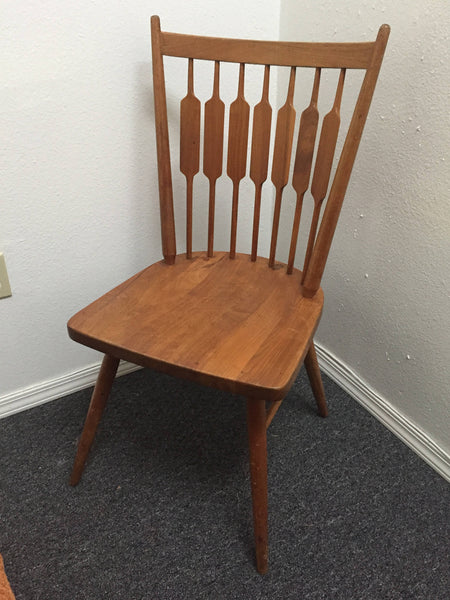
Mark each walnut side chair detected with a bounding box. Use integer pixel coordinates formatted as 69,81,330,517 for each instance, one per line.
67,16,390,574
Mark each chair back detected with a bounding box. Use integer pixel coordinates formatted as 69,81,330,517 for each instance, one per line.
151,16,389,297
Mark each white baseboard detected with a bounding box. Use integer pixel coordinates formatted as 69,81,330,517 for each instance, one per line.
0,361,141,420
315,343,450,483
1,349,448,482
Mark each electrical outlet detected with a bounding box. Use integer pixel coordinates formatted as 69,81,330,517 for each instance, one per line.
0,253,12,298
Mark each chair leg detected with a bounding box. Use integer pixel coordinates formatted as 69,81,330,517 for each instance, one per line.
70,354,120,486
246,397,268,574
304,341,328,418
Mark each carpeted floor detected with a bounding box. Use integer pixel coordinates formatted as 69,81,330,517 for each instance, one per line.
0,367,449,599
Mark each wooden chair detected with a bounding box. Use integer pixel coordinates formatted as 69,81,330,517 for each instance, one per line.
68,16,389,573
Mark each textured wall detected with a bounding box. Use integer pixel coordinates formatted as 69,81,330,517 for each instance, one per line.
279,0,450,453
0,1,280,395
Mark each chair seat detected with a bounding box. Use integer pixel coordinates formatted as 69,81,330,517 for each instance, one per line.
68,252,323,401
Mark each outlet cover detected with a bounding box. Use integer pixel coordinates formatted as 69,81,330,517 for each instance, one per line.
0,253,12,298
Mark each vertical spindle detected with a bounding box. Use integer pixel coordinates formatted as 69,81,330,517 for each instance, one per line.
180,58,200,258
302,68,345,281
250,66,272,261
287,68,321,274
227,63,250,258
269,67,297,268
204,62,225,257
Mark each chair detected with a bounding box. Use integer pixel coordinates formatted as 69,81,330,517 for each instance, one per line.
68,16,389,573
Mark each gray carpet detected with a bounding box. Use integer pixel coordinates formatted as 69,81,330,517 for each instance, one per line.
0,367,449,599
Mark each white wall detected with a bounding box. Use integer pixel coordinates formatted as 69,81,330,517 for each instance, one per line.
0,1,280,396
279,0,450,455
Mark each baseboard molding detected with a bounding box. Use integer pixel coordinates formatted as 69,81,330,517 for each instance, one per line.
0,361,141,420
315,343,450,482
1,349,449,482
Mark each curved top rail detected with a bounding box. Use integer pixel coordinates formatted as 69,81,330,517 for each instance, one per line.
159,31,377,69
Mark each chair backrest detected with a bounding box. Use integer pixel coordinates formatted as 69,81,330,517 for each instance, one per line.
151,16,389,297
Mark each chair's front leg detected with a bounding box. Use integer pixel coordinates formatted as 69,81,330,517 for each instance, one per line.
70,354,120,486
246,397,268,574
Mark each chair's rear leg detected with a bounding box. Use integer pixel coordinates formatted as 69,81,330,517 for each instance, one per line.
246,397,268,574
304,341,328,417
70,354,120,486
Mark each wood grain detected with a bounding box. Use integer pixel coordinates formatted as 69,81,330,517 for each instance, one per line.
151,16,176,264
0,554,15,600
227,63,250,258
204,61,225,257
301,68,345,281
180,58,200,258
68,252,324,402
247,397,269,574
250,65,272,261
304,341,328,417
70,354,120,485
269,67,296,267
287,68,321,274
160,31,374,69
